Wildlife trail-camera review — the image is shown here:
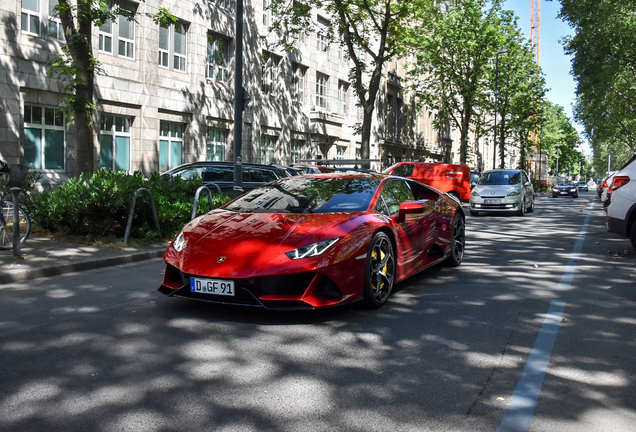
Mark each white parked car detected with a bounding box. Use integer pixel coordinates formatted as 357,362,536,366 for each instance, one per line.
606,153,636,250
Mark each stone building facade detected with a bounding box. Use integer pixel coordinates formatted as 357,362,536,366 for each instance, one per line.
1,0,480,189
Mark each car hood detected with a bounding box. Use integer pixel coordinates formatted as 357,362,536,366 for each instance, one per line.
474,184,519,197
182,209,361,256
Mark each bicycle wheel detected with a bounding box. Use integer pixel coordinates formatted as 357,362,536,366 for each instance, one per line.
0,200,31,250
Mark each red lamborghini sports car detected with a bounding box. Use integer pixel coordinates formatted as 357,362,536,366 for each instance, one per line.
158,173,465,309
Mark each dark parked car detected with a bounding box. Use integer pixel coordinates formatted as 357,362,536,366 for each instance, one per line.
552,181,579,198
161,162,296,193
576,181,588,191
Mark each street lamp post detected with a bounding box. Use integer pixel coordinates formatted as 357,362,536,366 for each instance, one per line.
493,49,508,169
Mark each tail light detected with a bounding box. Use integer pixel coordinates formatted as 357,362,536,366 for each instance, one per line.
609,176,629,192
601,178,608,188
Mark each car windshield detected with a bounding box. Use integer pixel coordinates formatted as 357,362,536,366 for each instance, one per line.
224,177,380,214
558,182,574,186
479,171,522,186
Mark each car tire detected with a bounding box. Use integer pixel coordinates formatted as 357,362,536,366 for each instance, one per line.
630,219,636,251
362,232,395,308
528,196,535,213
444,214,465,267
470,210,479,216
517,196,526,216
574,193,579,198
552,194,558,198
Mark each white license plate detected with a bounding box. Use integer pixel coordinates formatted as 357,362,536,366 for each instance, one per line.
484,199,501,204
190,277,235,296
560,192,568,194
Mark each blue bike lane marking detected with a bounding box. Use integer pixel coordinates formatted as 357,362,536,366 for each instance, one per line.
498,201,595,432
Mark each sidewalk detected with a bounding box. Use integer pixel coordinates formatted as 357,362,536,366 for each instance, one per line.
0,235,167,285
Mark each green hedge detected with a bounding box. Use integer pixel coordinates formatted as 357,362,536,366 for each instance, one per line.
30,170,232,242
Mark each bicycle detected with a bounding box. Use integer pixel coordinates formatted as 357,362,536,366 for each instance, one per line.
0,161,32,250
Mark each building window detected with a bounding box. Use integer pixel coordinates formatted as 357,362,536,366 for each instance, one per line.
159,121,183,171
207,128,226,161
261,52,279,95
207,33,230,83
317,15,329,52
159,21,187,72
262,0,271,27
315,72,329,110
261,135,276,164
218,0,234,11
336,145,346,160
99,1,135,59
292,63,306,103
99,114,131,171
338,81,348,115
21,0,64,41
291,139,304,164
23,105,65,170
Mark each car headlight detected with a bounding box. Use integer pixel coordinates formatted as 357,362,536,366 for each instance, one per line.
285,237,341,260
471,190,480,197
172,231,187,252
569,188,576,192
507,189,521,196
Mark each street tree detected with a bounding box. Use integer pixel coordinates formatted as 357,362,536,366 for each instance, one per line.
49,1,172,177
406,0,511,165
265,0,426,168
494,17,545,170
559,0,636,162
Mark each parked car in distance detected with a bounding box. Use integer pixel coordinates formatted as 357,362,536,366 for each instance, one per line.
552,181,579,198
293,164,334,174
597,172,616,198
469,169,535,216
606,153,636,250
161,161,294,193
576,181,589,191
470,171,481,188
383,162,472,202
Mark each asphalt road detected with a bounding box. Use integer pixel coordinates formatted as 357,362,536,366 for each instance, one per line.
0,192,634,432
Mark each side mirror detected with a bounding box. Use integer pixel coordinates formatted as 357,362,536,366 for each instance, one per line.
396,201,425,223
470,181,477,189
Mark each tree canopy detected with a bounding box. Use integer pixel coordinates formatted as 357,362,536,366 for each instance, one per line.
559,0,636,171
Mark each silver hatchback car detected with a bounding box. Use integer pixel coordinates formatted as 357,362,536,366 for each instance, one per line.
469,169,535,216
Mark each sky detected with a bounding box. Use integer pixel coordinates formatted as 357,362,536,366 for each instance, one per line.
502,0,590,153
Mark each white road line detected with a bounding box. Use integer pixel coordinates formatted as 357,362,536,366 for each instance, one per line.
497,201,595,432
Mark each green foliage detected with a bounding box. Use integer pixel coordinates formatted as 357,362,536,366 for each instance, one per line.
0,169,43,211
560,0,636,154
30,171,232,241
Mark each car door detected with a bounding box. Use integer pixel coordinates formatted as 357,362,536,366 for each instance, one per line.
375,179,429,274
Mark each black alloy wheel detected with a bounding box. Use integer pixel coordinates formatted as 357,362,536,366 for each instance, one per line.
444,214,465,267
363,232,395,308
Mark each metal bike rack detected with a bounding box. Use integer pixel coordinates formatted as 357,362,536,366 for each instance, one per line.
123,188,160,245
191,183,221,220
10,187,21,257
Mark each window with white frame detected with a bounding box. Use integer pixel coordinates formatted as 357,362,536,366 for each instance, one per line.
262,0,271,26
355,147,361,159
336,145,346,160
206,33,230,83
159,121,183,171
159,21,187,71
317,15,329,52
218,0,234,11
99,114,131,171
21,0,64,41
338,81,348,115
260,135,276,164
315,72,329,110
261,53,279,95
99,1,135,59
207,128,226,161
292,63,306,103
23,105,65,170
290,139,304,164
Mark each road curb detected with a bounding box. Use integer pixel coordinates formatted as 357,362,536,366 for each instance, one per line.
0,249,165,285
